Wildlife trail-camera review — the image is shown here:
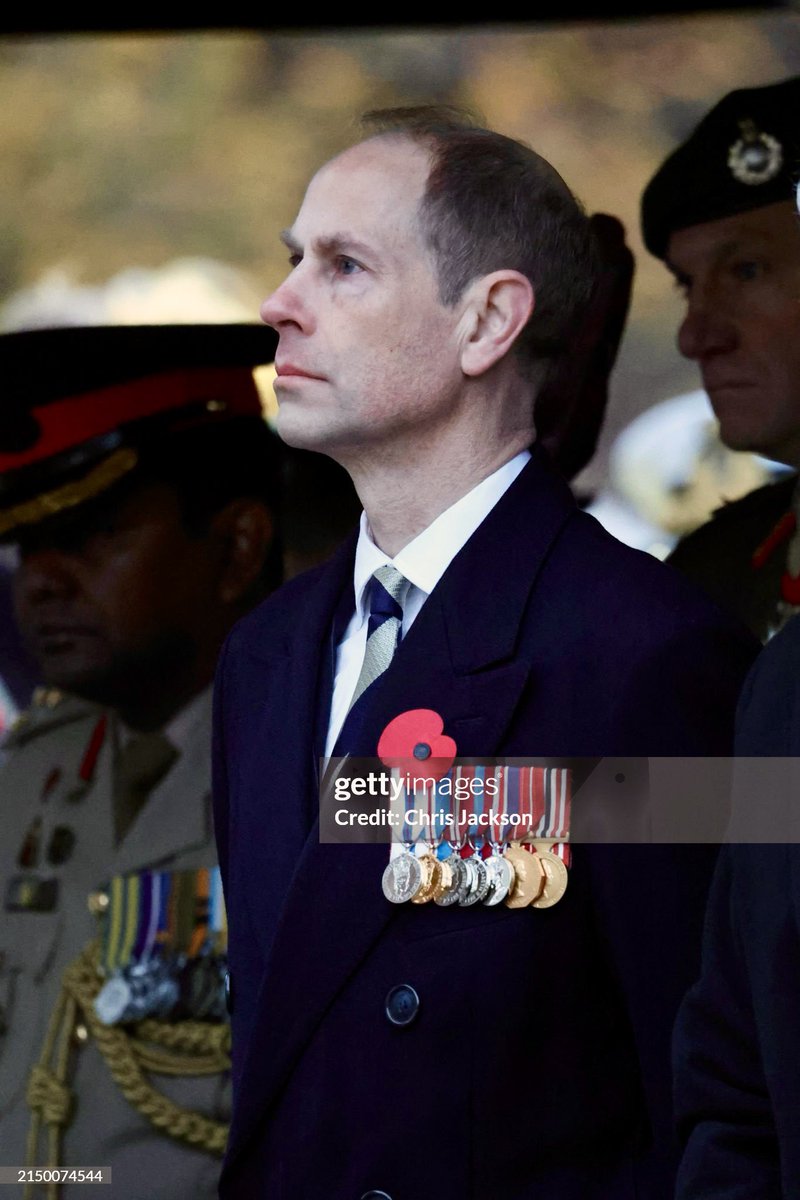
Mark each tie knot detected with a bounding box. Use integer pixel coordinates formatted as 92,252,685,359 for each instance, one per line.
369,564,409,622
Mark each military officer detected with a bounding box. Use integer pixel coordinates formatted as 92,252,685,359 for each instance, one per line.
0,322,285,1197
640,74,800,642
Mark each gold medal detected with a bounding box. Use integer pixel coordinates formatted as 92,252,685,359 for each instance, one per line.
504,844,545,908
430,857,455,902
530,845,569,909
411,853,442,904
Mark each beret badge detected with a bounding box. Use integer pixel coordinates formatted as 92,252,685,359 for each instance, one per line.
728,118,783,186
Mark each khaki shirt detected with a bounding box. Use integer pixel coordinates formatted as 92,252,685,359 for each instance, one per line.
0,687,228,1198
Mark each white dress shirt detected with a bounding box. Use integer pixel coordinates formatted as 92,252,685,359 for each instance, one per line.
324,450,531,755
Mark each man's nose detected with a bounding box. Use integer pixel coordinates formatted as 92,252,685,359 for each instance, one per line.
260,275,311,333
677,298,738,362
14,548,80,607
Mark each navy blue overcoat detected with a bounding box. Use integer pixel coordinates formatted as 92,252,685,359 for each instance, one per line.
213,446,757,1200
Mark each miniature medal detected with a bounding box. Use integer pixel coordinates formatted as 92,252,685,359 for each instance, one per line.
430,857,456,903
434,855,465,906
94,973,132,1025
458,855,489,907
504,844,546,909
411,852,443,904
530,844,569,909
483,852,515,906
382,851,423,905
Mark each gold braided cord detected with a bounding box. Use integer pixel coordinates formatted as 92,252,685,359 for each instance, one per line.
25,939,231,1190
0,448,139,536
25,989,72,1200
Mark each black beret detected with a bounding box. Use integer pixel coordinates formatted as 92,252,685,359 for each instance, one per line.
0,322,278,539
641,74,800,261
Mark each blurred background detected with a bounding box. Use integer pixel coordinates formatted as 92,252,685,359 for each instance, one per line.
0,10,799,723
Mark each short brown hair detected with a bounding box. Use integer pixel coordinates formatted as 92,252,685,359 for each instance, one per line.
359,105,598,371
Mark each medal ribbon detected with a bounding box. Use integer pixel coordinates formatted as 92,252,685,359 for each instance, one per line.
453,764,474,858
394,763,572,865
542,767,572,867
100,866,231,975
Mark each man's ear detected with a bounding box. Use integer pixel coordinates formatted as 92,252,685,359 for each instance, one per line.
458,270,534,377
211,499,275,605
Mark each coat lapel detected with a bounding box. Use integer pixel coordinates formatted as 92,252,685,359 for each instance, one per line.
227,447,579,1165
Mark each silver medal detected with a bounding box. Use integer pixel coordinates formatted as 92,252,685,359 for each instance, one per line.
459,856,488,906
482,853,515,905
94,974,132,1026
434,856,465,906
382,851,423,904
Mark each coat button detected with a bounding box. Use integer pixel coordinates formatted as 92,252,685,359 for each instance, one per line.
225,970,233,1015
384,983,419,1027
361,1193,393,1199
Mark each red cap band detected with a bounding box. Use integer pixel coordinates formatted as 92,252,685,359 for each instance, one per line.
0,366,262,473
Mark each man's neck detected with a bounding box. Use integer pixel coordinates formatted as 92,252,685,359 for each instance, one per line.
346,431,534,559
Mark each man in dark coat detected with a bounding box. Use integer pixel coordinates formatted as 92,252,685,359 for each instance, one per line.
640,75,800,644
672,612,800,1200
671,174,800,1200
213,105,758,1200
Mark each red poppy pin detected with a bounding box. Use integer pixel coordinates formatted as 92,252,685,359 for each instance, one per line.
377,708,457,787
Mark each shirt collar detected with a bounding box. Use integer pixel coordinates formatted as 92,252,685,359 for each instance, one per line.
351,449,531,623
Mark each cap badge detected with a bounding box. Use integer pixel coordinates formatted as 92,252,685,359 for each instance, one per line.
728,118,783,186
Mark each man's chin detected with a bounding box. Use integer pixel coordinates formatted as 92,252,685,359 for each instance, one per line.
716,423,796,468
38,659,115,705
275,410,349,459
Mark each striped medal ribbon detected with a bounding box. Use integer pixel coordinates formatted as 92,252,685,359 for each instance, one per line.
93,867,228,1025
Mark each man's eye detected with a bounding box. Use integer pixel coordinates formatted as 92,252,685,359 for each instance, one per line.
336,257,361,276
288,253,302,268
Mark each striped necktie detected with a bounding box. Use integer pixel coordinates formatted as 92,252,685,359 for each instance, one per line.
347,564,411,712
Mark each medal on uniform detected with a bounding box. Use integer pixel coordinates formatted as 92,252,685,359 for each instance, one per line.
504,844,545,907
457,770,491,906
526,765,572,909
379,757,572,912
503,764,547,908
411,774,451,904
504,764,571,909
93,866,228,1025
382,771,425,903
530,842,570,909
482,766,516,906
382,850,423,904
